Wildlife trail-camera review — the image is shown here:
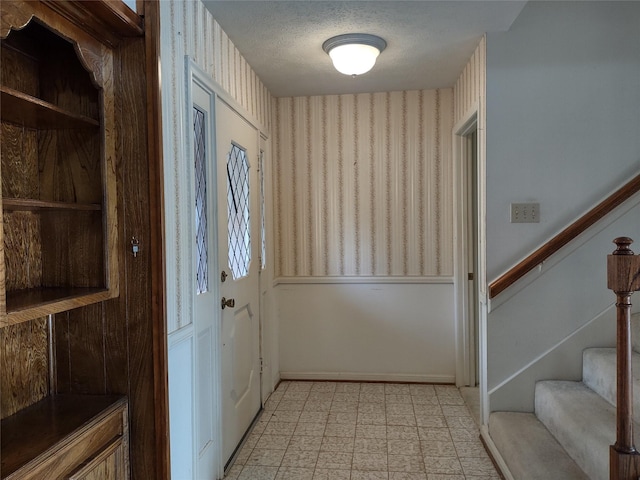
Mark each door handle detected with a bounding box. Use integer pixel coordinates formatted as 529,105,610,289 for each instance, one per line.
221,297,235,310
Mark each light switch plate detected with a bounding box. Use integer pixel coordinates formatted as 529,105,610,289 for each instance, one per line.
510,203,540,223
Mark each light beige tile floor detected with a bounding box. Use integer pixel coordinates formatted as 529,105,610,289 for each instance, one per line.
224,381,501,480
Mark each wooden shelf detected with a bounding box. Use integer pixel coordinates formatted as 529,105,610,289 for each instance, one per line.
2,198,102,211
1,394,126,479
2,287,113,327
0,86,100,130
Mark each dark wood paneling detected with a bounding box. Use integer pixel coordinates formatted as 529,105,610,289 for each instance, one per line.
3,211,42,291
40,210,104,288
0,317,49,419
142,1,170,477
0,43,39,96
1,123,38,199
111,34,157,480
39,129,102,204
65,303,106,395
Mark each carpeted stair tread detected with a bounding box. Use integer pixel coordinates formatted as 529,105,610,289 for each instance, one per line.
583,347,640,414
535,380,640,480
489,411,589,480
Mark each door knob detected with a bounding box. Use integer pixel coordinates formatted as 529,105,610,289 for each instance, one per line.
221,297,235,309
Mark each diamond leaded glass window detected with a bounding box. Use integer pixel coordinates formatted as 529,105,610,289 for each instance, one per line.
227,144,251,279
194,107,208,294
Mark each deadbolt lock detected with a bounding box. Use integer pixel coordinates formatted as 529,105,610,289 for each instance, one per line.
221,297,235,310
221,270,228,282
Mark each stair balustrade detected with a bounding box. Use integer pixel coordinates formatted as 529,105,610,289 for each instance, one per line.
608,237,640,480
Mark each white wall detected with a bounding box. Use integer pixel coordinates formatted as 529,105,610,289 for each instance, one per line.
485,1,640,412
485,1,640,281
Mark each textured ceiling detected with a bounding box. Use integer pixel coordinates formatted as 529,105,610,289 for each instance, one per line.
202,1,527,97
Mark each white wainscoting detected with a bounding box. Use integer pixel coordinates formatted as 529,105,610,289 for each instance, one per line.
277,280,456,383
168,328,195,479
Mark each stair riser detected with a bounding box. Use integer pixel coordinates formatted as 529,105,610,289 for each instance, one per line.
583,348,640,416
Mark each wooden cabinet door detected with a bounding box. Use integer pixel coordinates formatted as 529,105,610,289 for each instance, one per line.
67,437,128,480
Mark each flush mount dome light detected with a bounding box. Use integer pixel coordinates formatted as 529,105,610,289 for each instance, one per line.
322,33,387,76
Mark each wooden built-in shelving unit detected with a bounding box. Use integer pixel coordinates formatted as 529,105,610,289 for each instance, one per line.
0,14,118,328
1,2,129,479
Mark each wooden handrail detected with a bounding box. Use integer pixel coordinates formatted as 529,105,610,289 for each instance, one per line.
607,237,640,480
489,174,640,299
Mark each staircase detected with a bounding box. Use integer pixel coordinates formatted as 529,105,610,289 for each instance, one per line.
488,312,640,480
484,177,640,480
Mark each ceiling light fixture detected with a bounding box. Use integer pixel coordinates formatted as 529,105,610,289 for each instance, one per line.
322,33,387,76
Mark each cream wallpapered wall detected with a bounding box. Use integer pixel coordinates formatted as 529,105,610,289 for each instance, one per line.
453,36,486,126
162,0,272,130
160,0,273,331
273,90,454,278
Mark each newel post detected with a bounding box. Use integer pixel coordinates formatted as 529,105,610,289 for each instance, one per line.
608,237,640,480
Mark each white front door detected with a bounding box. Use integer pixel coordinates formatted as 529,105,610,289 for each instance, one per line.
216,99,262,466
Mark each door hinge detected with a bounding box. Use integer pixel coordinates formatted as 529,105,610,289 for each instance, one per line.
260,358,264,374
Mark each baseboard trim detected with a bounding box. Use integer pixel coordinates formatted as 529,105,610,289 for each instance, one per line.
279,371,455,384
480,424,514,480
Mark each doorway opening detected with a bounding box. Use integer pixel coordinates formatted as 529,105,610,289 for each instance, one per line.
466,128,479,388
454,113,483,425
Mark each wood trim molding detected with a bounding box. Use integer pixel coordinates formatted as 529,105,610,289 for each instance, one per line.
142,1,170,478
274,275,454,286
42,0,143,47
489,173,640,299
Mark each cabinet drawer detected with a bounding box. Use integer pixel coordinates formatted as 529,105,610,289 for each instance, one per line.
67,436,126,480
